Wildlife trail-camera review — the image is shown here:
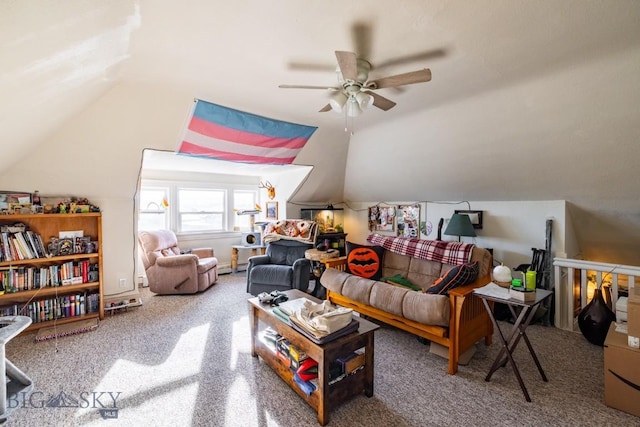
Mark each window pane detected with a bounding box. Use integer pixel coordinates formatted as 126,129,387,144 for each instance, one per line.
179,189,224,212
139,212,168,231
178,188,225,232
139,187,168,230
180,213,224,232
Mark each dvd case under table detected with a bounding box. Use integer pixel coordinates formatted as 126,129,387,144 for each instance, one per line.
249,289,379,426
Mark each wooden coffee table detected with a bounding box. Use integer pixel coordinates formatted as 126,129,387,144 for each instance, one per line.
249,289,379,425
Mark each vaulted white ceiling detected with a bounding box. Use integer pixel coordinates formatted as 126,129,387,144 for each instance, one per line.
1,1,639,264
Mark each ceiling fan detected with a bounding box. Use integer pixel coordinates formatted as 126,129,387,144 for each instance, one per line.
279,50,432,116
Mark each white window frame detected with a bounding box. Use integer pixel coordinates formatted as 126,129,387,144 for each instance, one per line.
177,187,227,233
139,179,260,237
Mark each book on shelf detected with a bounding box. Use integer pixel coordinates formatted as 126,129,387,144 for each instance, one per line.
24,231,40,258
0,261,98,292
0,230,51,261
8,235,25,260
0,237,8,262
14,232,35,259
7,291,100,324
27,231,47,258
292,372,317,396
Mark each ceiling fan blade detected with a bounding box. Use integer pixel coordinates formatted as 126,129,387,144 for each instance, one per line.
369,92,397,111
374,49,447,70
368,68,432,89
279,84,339,90
335,51,358,81
319,104,332,112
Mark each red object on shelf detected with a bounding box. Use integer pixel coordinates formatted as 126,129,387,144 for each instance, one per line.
296,358,318,382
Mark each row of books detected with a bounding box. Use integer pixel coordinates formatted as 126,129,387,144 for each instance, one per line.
0,260,98,293
0,230,48,262
260,326,364,396
0,292,100,323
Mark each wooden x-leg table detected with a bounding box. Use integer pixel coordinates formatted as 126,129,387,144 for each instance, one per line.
475,288,553,402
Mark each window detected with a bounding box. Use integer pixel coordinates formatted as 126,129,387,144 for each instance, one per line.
138,187,169,231
139,180,260,235
178,188,226,232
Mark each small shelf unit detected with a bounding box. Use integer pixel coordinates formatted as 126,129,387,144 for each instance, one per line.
0,213,104,333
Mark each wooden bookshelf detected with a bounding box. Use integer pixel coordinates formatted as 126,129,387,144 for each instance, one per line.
0,213,104,333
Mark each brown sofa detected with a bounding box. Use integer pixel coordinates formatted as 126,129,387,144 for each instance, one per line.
320,244,493,374
138,230,218,294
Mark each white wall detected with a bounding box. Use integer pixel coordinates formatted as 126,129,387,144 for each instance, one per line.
0,82,188,297
343,200,569,271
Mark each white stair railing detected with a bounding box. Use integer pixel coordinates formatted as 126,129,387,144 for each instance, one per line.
553,258,639,331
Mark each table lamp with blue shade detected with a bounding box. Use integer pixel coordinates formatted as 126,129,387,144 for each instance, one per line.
444,213,477,242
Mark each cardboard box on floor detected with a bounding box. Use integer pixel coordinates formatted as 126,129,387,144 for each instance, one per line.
627,287,640,338
603,324,640,417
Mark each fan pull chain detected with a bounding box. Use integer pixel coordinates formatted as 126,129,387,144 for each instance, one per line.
344,109,348,133
343,110,355,135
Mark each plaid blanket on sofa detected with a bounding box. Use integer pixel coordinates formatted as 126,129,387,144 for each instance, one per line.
366,233,474,266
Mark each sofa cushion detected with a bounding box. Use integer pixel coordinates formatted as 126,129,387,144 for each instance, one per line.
320,268,351,294
345,242,384,280
341,274,375,304
425,261,479,295
402,292,450,326
382,250,442,291
370,282,408,316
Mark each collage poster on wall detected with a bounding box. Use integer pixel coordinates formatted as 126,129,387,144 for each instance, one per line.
368,206,395,232
396,204,421,238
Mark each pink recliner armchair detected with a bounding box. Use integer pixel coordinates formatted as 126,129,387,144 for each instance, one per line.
138,230,218,294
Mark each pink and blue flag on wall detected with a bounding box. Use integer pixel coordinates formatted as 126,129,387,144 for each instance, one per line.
177,99,317,165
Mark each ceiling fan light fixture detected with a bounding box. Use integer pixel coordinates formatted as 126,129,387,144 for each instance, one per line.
355,91,374,110
346,98,362,117
280,49,434,118
329,92,348,113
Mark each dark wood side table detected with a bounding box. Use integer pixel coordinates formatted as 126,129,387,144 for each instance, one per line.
473,288,553,402
316,233,347,256
249,289,378,425
305,249,341,299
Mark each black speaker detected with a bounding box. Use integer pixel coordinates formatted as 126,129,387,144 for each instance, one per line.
241,232,261,246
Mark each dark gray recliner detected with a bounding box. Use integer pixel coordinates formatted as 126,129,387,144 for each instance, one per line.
246,239,312,296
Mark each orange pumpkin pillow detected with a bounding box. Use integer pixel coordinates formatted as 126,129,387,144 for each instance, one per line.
345,242,385,280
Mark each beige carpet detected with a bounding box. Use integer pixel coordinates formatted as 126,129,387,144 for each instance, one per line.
3,273,638,426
